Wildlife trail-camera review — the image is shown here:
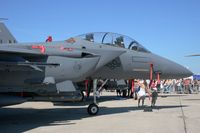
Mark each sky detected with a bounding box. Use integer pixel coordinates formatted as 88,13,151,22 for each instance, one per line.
1,0,200,74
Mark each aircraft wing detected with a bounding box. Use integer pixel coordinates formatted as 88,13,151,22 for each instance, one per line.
0,61,59,72
0,44,96,57
0,61,59,67
0,45,51,71
0,46,44,56
0,44,94,72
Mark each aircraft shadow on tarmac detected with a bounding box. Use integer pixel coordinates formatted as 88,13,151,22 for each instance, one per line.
0,96,188,133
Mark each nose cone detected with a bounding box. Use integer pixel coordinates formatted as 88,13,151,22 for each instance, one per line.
151,54,193,79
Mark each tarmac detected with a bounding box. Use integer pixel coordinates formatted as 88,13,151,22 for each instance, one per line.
0,92,200,133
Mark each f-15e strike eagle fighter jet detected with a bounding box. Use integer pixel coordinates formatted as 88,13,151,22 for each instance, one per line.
0,22,192,115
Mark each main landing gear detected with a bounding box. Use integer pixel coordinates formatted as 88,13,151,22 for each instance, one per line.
87,79,99,115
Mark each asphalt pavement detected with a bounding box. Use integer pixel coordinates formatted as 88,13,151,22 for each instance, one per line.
0,92,200,133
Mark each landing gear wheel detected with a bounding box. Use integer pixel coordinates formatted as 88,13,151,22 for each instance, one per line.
87,103,99,115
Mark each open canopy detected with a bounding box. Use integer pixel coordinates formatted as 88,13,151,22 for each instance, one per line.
76,32,150,53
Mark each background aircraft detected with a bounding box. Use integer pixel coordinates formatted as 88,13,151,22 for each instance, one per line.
0,22,193,115
186,54,200,57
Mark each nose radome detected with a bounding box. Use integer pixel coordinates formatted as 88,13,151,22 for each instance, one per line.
182,67,193,78
167,62,193,78
151,54,193,79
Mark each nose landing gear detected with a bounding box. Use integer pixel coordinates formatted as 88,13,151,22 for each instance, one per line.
87,103,99,115
87,79,99,115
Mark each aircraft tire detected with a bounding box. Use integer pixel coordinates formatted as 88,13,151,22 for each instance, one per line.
87,103,99,115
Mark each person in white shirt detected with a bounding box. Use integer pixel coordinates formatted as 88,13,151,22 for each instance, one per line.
137,81,146,107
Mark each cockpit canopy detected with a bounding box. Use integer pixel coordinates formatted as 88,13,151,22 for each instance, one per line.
76,32,150,53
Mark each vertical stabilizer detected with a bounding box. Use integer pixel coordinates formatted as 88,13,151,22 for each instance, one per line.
0,22,17,44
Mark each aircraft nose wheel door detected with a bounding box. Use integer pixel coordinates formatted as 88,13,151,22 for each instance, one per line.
87,79,99,115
